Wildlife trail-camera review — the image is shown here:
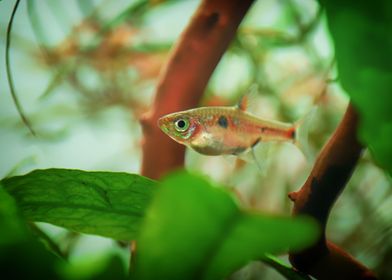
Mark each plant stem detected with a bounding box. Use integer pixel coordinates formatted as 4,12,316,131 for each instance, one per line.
288,103,377,279
140,0,254,180
6,0,36,136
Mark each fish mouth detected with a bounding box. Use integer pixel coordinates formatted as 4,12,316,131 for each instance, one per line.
157,117,164,127
157,117,169,133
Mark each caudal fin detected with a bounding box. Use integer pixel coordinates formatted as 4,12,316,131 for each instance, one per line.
294,107,317,162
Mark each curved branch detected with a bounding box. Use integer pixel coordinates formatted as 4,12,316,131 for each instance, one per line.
6,0,36,136
140,0,254,179
288,103,377,279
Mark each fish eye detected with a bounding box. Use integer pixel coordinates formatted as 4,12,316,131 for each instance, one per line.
174,118,189,132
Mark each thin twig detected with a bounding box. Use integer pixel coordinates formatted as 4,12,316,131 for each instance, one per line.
262,254,312,280
6,0,36,136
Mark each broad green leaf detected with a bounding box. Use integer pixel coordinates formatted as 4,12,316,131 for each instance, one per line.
320,0,392,174
132,171,319,280
1,168,156,240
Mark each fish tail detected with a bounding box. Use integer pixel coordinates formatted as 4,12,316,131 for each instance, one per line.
293,107,317,161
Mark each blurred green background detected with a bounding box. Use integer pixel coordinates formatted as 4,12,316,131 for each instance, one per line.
0,0,391,279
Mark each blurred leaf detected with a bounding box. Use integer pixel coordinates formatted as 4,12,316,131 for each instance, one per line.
46,1,71,34
320,0,392,174
132,171,319,280
1,169,156,240
27,0,50,47
0,239,62,280
59,254,128,280
39,64,74,100
101,1,149,33
0,188,62,280
0,188,128,280
0,188,29,246
89,255,128,280
77,0,95,16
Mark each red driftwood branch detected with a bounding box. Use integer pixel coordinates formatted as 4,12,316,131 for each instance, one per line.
140,0,254,179
288,103,377,279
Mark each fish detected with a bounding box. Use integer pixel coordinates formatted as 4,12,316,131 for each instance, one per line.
157,95,311,158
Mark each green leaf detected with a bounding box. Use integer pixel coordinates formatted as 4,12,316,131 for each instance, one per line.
88,255,128,280
320,0,392,174
0,188,29,246
132,171,319,280
59,254,128,280
0,188,62,279
1,169,156,240
0,188,128,280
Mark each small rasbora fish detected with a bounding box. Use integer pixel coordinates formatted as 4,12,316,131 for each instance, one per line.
158,96,310,157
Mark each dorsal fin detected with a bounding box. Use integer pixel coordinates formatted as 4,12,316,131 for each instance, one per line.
236,94,248,111
236,84,259,111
